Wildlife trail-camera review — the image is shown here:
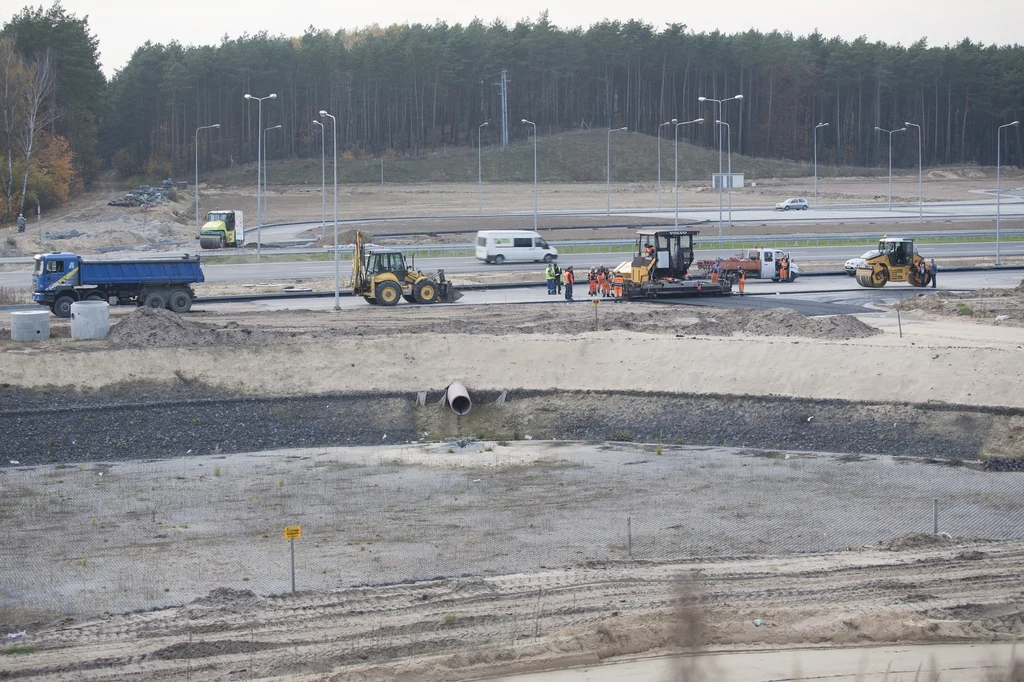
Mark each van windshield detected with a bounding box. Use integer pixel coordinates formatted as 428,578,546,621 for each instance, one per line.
536,239,549,249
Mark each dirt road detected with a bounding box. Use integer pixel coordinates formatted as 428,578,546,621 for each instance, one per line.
1,530,1021,681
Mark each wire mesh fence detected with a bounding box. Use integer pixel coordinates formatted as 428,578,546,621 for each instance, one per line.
1,442,1022,622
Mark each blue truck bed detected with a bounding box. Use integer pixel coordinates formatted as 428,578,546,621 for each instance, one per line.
79,257,204,285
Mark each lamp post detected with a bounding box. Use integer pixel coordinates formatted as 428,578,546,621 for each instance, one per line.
715,120,733,235
997,120,1020,266
674,118,704,227
658,119,677,210
522,119,537,229
904,122,923,221
813,122,828,207
606,126,628,215
478,121,488,214
194,123,219,239
262,124,282,227
244,92,277,259
874,126,906,210
313,120,326,241
698,95,743,243
319,110,340,310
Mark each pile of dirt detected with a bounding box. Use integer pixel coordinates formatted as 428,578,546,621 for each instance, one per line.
691,308,880,340
894,285,1024,326
881,532,954,551
108,307,283,347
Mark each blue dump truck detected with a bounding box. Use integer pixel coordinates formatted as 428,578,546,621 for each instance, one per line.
32,252,204,318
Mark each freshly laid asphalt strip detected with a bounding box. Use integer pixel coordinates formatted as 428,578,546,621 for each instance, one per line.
1,387,1018,466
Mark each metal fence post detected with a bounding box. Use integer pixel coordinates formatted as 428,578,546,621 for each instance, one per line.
627,516,632,559
933,498,939,534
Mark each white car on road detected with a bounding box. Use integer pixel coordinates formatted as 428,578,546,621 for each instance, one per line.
775,198,809,211
844,250,880,276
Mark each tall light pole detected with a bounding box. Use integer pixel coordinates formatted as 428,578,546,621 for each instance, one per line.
715,120,733,235
320,110,340,310
262,124,282,227
244,92,276,260
875,126,906,210
522,119,537,229
904,122,923,221
698,94,743,244
478,121,488,214
606,126,628,215
658,119,676,209
194,123,219,239
674,118,704,227
813,122,828,207
996,120,1019,266
313,120,326,241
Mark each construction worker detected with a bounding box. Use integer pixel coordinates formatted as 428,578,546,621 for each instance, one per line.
612,270,625,298
645,243,656,259
564,266,575,301
779,257,788,281
710,265,719,285
545,263,556,295
917,259,927,286
17,213,25,233
599,267,611,298
930,258,937,288
738,269,746,295
552,262,562,295
588,268,598,297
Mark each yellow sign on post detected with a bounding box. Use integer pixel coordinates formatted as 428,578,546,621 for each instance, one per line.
284,525,301,540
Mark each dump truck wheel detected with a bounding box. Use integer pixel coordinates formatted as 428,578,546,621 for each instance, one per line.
85,293,106,302
414,281,438,304
169,290,192,313
375,281,401,306
53,295,75,318
144,291,167,309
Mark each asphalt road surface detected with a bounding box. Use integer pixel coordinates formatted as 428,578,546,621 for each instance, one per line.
4,242,1018,288
257,195,1024,241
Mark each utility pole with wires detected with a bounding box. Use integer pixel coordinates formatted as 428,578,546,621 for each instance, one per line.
492,70,510,147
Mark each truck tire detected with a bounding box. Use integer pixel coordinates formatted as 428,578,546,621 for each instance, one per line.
168,290,192,313
493,254,505,265
85,293,106,302
413,280,439,304
144,291,167,310
53,295,76,318
374,280,402,306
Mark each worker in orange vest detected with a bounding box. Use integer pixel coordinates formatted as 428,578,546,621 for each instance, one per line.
588,268,598,296
780,257,789,281
599,268,611,298
738,269,746,295
710,265,719,284
563,266,575,301
612,271,625,298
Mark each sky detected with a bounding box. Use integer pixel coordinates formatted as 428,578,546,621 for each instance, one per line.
13,0,1022,77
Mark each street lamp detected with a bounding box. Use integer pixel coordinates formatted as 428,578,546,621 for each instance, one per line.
262,124,282,228
194,123,219,239
698,94,743,244
313,120,326,241
244,92,277,259
522,119,537,229
606,126,628,215
674,118,704,227
715,120,734,238
875,126,906,210
904,122,922,221
658,119,677,210
813,122,828,207
478,121,488,214
319,110,340,310
996,120,1019,266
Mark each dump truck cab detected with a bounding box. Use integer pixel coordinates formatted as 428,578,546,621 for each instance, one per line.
32,253,81,296
199,210,244,249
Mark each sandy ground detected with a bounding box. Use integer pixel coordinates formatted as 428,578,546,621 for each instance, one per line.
1,303,1023,408
1,446,1021,682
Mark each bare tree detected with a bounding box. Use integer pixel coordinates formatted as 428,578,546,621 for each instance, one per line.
0,37,23,220
18,48,56,216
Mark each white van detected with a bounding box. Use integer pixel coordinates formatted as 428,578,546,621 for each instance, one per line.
475,230,558,264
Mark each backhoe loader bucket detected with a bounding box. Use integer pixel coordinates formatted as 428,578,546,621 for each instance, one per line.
441,283,463,303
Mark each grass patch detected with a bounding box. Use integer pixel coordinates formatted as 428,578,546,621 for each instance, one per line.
1,646,38,655
955,302,974,316
0,286,30,305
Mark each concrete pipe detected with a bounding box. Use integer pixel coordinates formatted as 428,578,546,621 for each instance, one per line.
445,382,472,415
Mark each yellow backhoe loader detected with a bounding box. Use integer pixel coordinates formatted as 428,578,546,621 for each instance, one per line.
352,233,461,305
855,237,931,288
